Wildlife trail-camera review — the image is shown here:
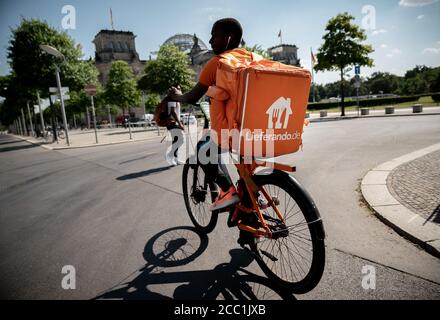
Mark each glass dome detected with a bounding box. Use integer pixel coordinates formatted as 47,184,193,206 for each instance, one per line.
163,34,208,53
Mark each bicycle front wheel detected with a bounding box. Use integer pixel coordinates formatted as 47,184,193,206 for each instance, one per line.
182,158,218,233
249,170,325,294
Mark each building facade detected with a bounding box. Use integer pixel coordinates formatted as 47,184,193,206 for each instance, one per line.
93,30,146,84
163,34,214,80
267,44,301,67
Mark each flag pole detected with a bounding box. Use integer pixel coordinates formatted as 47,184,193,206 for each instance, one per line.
110,8,114,30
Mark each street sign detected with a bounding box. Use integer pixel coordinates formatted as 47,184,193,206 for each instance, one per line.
355,65,361,75
354,75,361,88
41,98,50,108
84,84,97,96
51,94,70,102
49,87,69,94
33,104,50,114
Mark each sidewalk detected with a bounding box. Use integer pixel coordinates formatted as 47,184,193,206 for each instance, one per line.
308,105,440,122
11,105,440,150
361,143,440,258
12,123,203,150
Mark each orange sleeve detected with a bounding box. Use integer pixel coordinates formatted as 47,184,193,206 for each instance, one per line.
198,56,220,87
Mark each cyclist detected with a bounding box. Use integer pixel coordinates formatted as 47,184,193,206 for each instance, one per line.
168,18,243,211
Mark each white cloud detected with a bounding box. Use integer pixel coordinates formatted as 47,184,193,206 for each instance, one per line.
399,0,439,7
380,44,388,48
422,47,440,54
417,14,425,19
372,29,387,35
386,48,402,58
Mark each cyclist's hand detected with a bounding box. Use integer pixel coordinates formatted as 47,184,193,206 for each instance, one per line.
167,86,182,100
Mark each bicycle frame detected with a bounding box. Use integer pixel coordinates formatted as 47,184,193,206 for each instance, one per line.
193,102,296,240
231,158,296,239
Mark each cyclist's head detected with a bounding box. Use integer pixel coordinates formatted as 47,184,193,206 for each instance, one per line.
210,18,243,55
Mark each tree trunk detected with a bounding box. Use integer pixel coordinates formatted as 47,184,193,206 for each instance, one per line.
340,68,345,117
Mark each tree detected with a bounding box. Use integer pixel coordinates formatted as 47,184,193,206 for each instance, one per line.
7,18,98,93
105,60,140,115
139,45,195,95
367,72,400,94
244,44,272,59
3,18,99,126
314,13,374,116
143,93,161,113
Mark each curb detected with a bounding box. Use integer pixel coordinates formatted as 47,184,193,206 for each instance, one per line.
309,109,440,123
10,134,164,150
361,143,440,259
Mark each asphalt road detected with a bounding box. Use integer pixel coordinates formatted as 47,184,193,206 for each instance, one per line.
1,115,440,300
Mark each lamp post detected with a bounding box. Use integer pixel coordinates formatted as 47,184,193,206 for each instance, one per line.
39,44,70,146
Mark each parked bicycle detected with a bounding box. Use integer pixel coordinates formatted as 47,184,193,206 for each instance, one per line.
182,104,325,294
41,126,65,142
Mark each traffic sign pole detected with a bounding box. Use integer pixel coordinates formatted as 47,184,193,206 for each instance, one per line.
55,65,70,146
37,91,46,138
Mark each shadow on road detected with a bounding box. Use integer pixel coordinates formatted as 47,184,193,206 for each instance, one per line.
116,165,173,180
119,154,156,165
0,140,24,146
425,204,440,225
0,141,40,153
94,226,296,300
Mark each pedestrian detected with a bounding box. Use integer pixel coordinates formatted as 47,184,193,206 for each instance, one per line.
166,86,185,166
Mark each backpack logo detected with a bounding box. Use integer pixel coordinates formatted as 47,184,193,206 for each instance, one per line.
266,97,293,129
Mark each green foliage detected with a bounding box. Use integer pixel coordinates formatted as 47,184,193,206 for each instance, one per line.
432,93,440,103
308,94,422,110
315,13,374,72
144,93,161,113
311,66,440,103
105,60,140,110
243,45,272,59
139,45,195,95
1,18,99,125
314,13,374,114
7,18,98,92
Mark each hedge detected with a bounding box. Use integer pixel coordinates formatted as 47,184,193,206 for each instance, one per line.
307,94,424,110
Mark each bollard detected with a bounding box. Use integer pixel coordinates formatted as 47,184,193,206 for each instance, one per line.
361,108,370,116
412,104,423,113
385,107,395,115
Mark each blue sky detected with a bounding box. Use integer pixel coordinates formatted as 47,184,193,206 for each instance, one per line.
1,0,439,84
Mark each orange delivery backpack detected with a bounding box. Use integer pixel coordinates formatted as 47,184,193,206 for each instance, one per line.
206,48,311,158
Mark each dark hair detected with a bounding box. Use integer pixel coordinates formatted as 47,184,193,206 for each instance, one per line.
213,18,243,48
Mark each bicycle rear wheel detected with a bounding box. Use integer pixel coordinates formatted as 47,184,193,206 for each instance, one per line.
182,158,218,233
249,170,325,294
58,130,65,139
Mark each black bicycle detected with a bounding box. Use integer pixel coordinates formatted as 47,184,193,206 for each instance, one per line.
181,104,326,294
